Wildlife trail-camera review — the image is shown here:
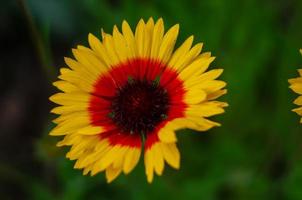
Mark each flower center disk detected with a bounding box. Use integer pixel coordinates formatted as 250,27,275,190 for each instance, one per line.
110,78,169,135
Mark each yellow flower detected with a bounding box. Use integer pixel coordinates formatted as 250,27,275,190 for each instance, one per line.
49,18,227,183
289,49,302,122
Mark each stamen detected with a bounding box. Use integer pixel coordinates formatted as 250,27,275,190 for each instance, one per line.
152,75,161,86
110,78,169,136
127,76,134,84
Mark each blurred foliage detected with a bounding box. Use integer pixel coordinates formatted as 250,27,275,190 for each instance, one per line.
2,0,302,199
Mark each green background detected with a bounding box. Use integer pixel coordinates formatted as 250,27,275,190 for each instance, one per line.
1,0,302,199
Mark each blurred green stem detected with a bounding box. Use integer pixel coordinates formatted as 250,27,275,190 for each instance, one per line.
18,0,56,81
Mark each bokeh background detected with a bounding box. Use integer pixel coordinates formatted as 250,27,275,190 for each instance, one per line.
1,0,302,199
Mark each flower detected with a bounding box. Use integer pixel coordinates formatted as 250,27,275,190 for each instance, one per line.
289,49,302,122
49,18,227,183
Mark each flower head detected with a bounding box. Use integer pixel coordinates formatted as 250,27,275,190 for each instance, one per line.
50,18,227,183
289,49,302,122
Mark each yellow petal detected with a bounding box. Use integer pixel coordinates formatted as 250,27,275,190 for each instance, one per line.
112,146,128,169
56,134,81,147
199,69,224,82
158,128,177,143
158,122,179,143
289,77,302,84
178,56,215,81
94,145,123,173
186,102,226,118
106,165,122,183
102,34,120,66
58,69,93,92
49,92,90,106
152,143,164,175
52,81,78,93
292,107,302,115
49,115,90,135
294,96,302,105
123,148,141,174
150,18,164,59
171,43,203,72
135,19,146,58
290,83,302,95
168,35,194,69
160,143,180,169
143,17,154,57
207,89,227,100
50,104,88,115
158,24,179,64
88,33,113,68
144,149,154,183
91,146,112,176
199,80,227,94
76,125,104,135
122,20,137,57
184,89,207,104
77,139,110,169
112,25,132,62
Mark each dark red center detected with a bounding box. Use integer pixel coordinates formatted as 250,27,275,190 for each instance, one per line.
89,58,187,148
110,78,169,135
